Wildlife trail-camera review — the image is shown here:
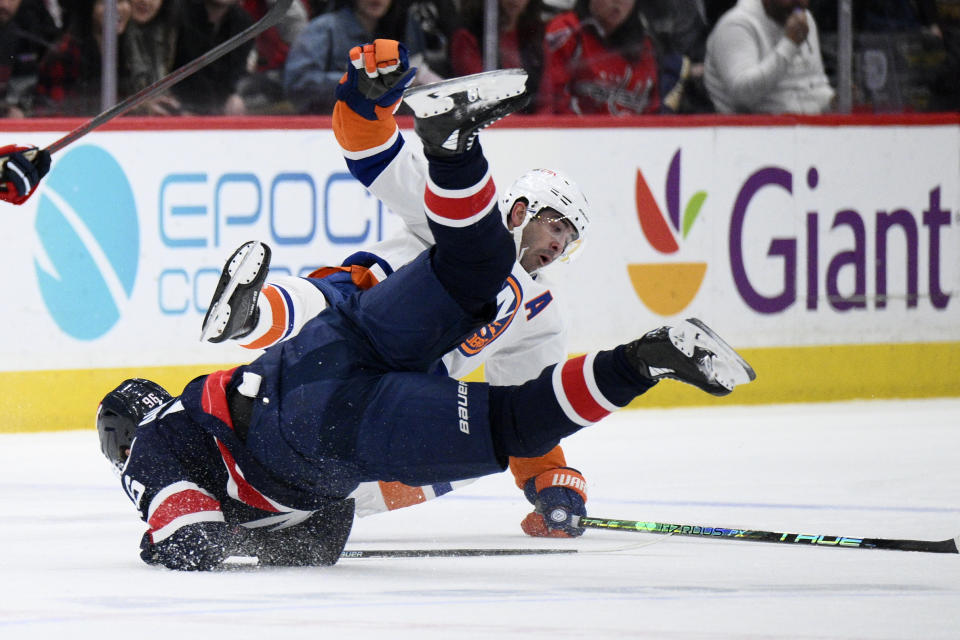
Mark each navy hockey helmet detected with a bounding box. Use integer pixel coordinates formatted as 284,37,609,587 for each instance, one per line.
96,378,172,470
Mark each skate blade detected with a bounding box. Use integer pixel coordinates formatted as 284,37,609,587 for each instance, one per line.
686,318,757,384
199,241,268,343
403,69,528,117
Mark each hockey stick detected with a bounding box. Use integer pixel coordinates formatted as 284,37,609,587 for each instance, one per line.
575,516,960,554
1,0,291,201
221,547,577,567
340,547,577,559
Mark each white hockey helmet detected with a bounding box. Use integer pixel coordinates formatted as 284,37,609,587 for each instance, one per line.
500,168,591,263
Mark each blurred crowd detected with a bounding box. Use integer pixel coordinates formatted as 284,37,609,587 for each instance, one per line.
1,0,958,119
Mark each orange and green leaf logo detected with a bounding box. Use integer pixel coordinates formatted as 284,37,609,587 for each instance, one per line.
628,149,708,316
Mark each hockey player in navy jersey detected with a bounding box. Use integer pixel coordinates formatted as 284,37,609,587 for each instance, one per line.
198,42,596,539
98,39,755,570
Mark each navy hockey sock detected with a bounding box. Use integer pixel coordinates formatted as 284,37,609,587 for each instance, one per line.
423,143,515,316
487,346,657,459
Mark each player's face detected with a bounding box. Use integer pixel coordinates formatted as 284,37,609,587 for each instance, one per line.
518,209,579,273
0,0,23,25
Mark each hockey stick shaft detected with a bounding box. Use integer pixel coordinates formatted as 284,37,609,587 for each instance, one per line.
42,0,293,155
340,548,577,559
576,516,960,554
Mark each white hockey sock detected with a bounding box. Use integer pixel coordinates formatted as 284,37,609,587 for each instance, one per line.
238,276,329,350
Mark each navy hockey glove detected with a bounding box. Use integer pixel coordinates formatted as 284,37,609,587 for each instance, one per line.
521,468,587,538
0,144,50,205
139,524,234,571
335,39,417,121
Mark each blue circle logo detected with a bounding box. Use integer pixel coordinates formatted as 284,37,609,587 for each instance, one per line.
34,145,139,340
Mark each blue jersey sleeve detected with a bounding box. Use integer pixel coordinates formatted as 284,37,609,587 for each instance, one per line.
121,406,233,570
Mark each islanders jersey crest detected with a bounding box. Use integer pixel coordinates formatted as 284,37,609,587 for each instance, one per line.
458,276,522,356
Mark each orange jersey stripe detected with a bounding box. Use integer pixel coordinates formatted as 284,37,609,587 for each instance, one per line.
242,285,286,350
333,100,397,153
378,481,427,510
308,265,381,291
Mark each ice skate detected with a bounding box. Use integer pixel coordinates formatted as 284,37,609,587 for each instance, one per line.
403,69,530,156
200,240,272,343
625,318,756,396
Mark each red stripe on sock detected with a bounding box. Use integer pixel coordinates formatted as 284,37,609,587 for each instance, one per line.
424,176,496,223
148,489,222,533
560,356,611,423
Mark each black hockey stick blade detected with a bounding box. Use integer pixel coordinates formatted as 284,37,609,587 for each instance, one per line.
340,547,578,559
42,0,293,155
577,516,960,554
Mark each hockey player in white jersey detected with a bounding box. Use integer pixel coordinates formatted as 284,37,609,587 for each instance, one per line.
200,40,593,538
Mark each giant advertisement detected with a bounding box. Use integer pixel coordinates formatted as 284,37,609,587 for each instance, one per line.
1,118,957,430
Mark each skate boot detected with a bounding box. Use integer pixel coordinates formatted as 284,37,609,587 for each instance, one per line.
403,69,530,156
200,240,272,343
625,318,756,396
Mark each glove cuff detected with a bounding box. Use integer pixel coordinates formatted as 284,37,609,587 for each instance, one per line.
523,467,587,505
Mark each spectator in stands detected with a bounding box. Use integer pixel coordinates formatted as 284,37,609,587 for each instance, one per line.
641,0,709,61
407,0,458,79
35,0,133,116
284,0,433,114
639,0,715,112
538,0,663,115
704,0,835,113
171,0,253,115
124,0,182,115
449,0,546,110
238,0,309,112
1,0,61,118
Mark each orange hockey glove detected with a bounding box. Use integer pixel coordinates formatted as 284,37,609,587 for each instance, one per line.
335,39,417,121
520,467,587,538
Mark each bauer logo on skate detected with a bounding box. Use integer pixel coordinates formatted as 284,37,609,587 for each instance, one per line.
34,146,139,340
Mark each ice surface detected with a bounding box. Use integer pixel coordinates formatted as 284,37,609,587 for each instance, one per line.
2,399,959,639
